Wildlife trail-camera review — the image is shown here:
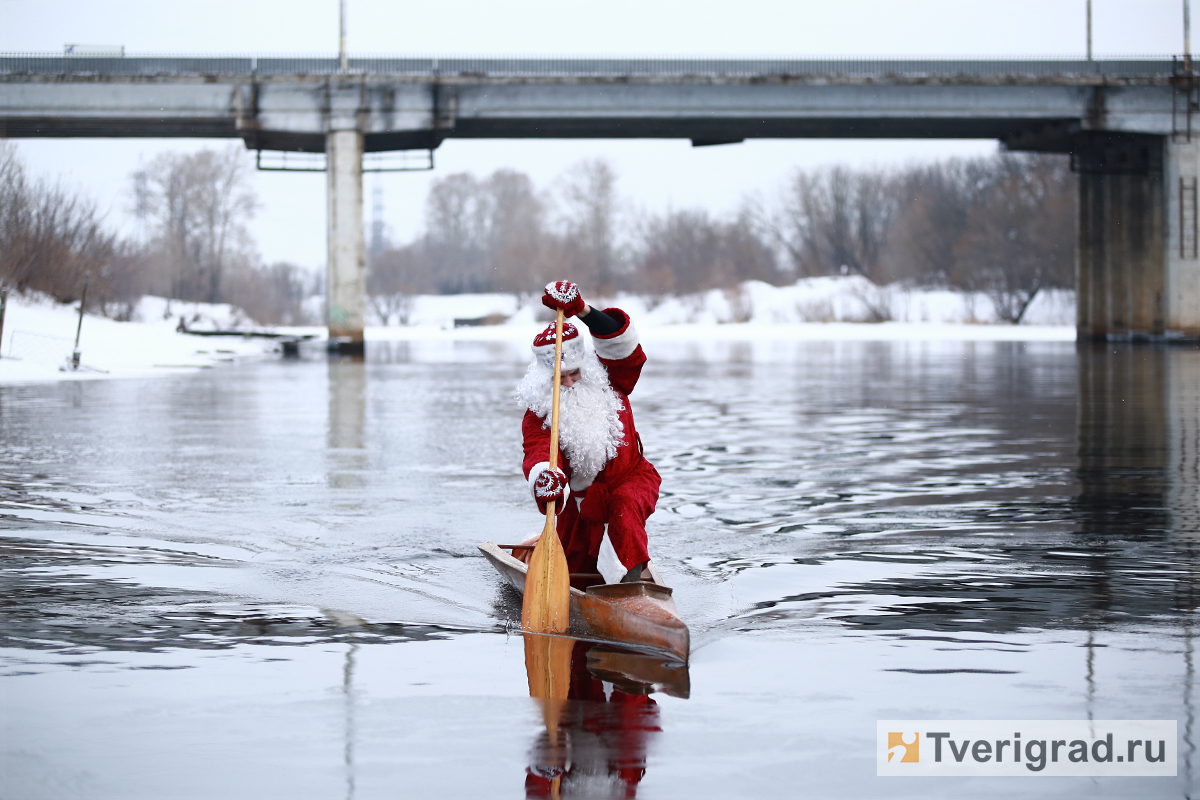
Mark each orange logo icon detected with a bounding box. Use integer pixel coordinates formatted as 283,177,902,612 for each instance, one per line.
887,732,919,763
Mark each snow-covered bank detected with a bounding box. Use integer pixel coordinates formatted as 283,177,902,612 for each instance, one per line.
374,277,1074,330
0,293,281,383
367,320,1075,346
0,279,1076,384
368,278,1075,344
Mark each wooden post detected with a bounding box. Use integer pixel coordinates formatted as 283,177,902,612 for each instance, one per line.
0,288,8,358
72,274,89,370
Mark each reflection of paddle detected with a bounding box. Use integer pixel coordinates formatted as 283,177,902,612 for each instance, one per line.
524,632,573,799
524,633,573,731
521,308,571,634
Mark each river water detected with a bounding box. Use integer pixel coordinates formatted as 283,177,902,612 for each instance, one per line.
1,337,1197,799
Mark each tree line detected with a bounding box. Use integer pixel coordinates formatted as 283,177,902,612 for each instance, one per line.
372,151,1075,323
1,141,1075,328
0,142,314,325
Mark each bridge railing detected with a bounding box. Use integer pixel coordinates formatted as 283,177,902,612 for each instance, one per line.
0,53,1178,79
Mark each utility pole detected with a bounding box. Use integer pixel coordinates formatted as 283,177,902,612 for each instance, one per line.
1086,0,1093,61
339,0,348,73
371,180,384,258
1186,0,1193,72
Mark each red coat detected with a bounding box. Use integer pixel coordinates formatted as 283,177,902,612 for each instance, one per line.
521,308,661,575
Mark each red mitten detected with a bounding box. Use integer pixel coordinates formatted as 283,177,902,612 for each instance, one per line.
532,467,570,514
541,281,586,318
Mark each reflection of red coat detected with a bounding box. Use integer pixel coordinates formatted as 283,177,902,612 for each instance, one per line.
526,642,662,799
521,308,661,575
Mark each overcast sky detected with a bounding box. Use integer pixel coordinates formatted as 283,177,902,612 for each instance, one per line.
2,0,1190,272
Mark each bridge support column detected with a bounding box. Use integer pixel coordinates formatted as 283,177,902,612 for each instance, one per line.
1076,133,1200,340
326,129,366,355
1165,136,1200,337
1076,134,1165,340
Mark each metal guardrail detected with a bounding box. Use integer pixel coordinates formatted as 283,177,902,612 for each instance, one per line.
0,54,1179,79
255,149,434,172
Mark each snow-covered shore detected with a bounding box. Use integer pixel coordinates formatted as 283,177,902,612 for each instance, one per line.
376,277,1074,330
0,278,1076,383
0,293,282,383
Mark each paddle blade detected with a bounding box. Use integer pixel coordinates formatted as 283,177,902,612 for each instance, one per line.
521,515,571,634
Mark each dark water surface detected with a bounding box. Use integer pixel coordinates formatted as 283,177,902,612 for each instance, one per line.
1,338,1197,799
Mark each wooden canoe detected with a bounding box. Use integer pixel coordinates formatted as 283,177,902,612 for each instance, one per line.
479,541,690,663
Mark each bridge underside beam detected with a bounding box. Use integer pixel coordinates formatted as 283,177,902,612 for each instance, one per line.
0,117,241,139
446,117,1066,142
1,116,1082,151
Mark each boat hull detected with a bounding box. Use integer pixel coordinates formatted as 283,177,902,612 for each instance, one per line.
479,541,689,663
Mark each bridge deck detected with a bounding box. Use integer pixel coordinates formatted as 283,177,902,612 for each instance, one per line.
0,55,1188,152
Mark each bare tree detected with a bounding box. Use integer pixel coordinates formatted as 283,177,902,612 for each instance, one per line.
484,169,554,293
423,172,490,294
0,142,117,303
723,207,783,286
633,207,778,298
137,145,259,303
556,159,622,294
367,243,428,325
885,159,979,284
769,166,896,282
224,261,314,325
420,168,556,295
635,208,719,297
955,154,1075,323
91,241,151,321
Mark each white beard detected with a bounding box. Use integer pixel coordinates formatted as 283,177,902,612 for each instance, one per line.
515,349,626,487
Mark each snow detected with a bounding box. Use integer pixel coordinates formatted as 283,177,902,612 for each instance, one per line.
0,279,1076,384
374,278,1075,330
370,278,1076,345
0,293,281,383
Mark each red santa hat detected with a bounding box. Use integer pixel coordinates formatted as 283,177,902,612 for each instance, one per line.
531,321,586,372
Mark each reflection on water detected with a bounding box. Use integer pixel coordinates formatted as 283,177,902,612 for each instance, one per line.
525,634,572,799
0,339,1198,798
631,342,1200,639
1076,344,1200,789
524,637,678,799
328,356,366,491
1078,344,1200,538
343,640,358,800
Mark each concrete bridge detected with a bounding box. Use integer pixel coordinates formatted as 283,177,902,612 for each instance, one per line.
2,54,1198,347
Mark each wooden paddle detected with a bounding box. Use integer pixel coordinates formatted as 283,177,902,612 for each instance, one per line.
521,308,571,634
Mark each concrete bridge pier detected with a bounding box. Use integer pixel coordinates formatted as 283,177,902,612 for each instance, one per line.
1076,134,1200,340
325,129,366,355
1165,136,1200,337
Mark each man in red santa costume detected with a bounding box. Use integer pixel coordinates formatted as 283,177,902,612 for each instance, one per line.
514,281,661,585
